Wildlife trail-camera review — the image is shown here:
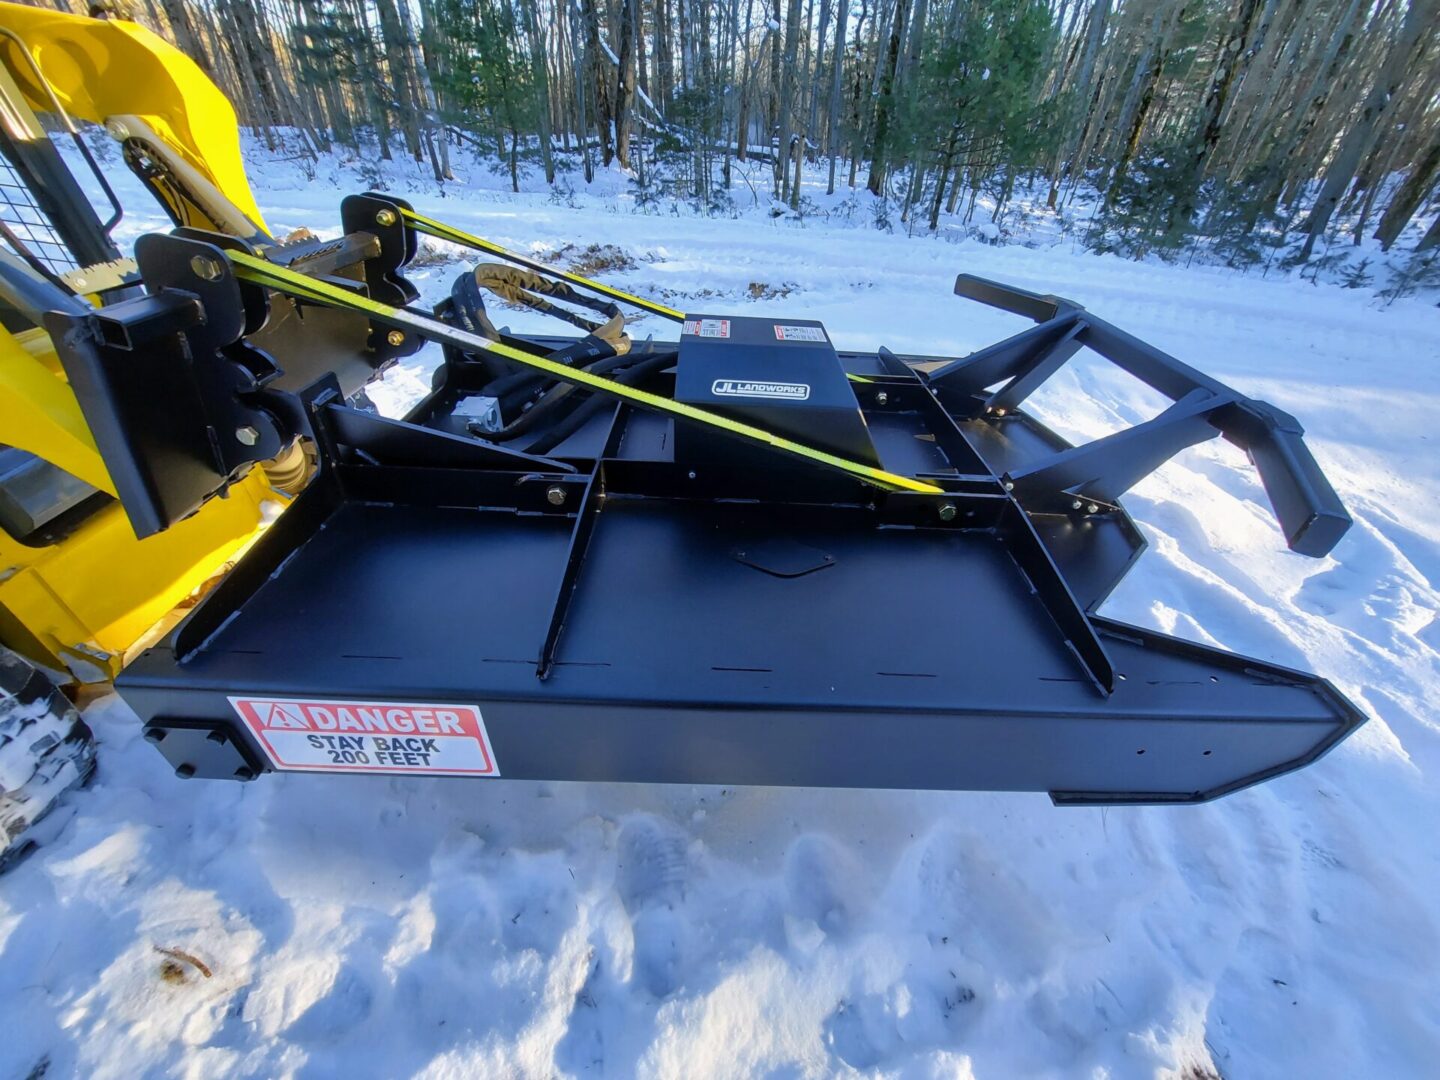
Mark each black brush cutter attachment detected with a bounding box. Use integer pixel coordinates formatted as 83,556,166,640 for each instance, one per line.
44,196,1365,804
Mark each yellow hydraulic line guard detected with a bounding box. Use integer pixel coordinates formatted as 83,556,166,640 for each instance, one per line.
226,250,943,495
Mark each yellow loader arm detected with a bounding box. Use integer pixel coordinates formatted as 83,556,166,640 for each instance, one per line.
0,2,286,683
0,0,267,237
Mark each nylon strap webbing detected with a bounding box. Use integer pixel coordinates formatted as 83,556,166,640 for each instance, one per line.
226,249,943,495
402,207,685,321
399,207,877,385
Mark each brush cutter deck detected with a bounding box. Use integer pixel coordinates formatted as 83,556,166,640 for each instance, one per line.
47,195,1364,804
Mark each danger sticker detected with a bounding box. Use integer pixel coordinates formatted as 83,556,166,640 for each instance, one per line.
683,318,731,338
229,697,499,776
773,324,827,343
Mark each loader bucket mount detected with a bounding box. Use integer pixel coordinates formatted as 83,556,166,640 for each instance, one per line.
43,196,1365,805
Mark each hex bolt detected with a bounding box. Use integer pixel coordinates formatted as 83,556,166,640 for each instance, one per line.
190,254,224,282
175,763,196,779
937,503,958,522
1071,500,1083,510
386,330,406,347
875,391,889,406
1004,481,1015,492
546,485,567,506
375,208,398,227
235,425,260,446
994,408,1007,417
1087,503,1100,514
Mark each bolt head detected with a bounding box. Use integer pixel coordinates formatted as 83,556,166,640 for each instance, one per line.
1087,503,1099,514
875,391,889,406
1072,500,1083,510
1004,481,1015,492
386,329,406,347
190,254,224,282
546,485,567,506
937,503,957,522
994,408,1007,417
235,426,260,446
375,208,398,227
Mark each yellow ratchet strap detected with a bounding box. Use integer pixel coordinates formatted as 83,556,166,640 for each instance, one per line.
225,250,943,496
400,207,878,385
400,207,684,321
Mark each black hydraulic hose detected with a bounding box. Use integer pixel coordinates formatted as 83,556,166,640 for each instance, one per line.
521,351,678,455
489,349,631,427
483,348,678,441
483,334,618,401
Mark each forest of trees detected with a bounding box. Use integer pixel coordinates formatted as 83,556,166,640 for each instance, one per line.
31,0,1440,269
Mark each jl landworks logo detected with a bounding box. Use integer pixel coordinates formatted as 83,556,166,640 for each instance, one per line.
711,378,811,401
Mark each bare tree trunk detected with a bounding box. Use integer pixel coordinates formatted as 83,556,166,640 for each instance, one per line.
826,0,848,194
1417,213,1440,252
776,0,802,199
1375,142,1440,250
614,0,638,168
522,0,555,182
1173,0,1265,227
865,0,908,197
581,0,614,165
570,8,596,181
1300,0,1435,259
1046,0,1110,209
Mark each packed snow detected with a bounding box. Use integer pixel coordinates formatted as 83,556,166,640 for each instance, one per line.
2,137,1439,1079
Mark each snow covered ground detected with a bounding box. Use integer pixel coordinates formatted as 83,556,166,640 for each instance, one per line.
3,140,1439,1079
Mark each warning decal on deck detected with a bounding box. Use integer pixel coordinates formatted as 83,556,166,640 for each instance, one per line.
229,697,500,776
683,318,730,338
773,324,828,343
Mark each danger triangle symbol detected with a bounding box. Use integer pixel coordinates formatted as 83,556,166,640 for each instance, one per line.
262,702,308,730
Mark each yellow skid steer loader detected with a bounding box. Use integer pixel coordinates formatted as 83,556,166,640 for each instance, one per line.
0,2,297,866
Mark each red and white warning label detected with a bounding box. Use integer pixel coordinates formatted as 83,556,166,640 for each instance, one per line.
773,324,828,343
229,697,500,776
682,318,730,338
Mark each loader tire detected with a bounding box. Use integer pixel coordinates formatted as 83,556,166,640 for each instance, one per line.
0,646,96,873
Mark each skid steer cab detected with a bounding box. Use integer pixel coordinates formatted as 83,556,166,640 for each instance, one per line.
38,188,1362,807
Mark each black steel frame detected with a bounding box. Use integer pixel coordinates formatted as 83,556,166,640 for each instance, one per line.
43,199,1365,804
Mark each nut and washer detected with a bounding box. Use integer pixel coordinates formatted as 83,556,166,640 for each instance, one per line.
190,254,224,282
375,208,398,227
386,330,406,347
875,391,889,406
